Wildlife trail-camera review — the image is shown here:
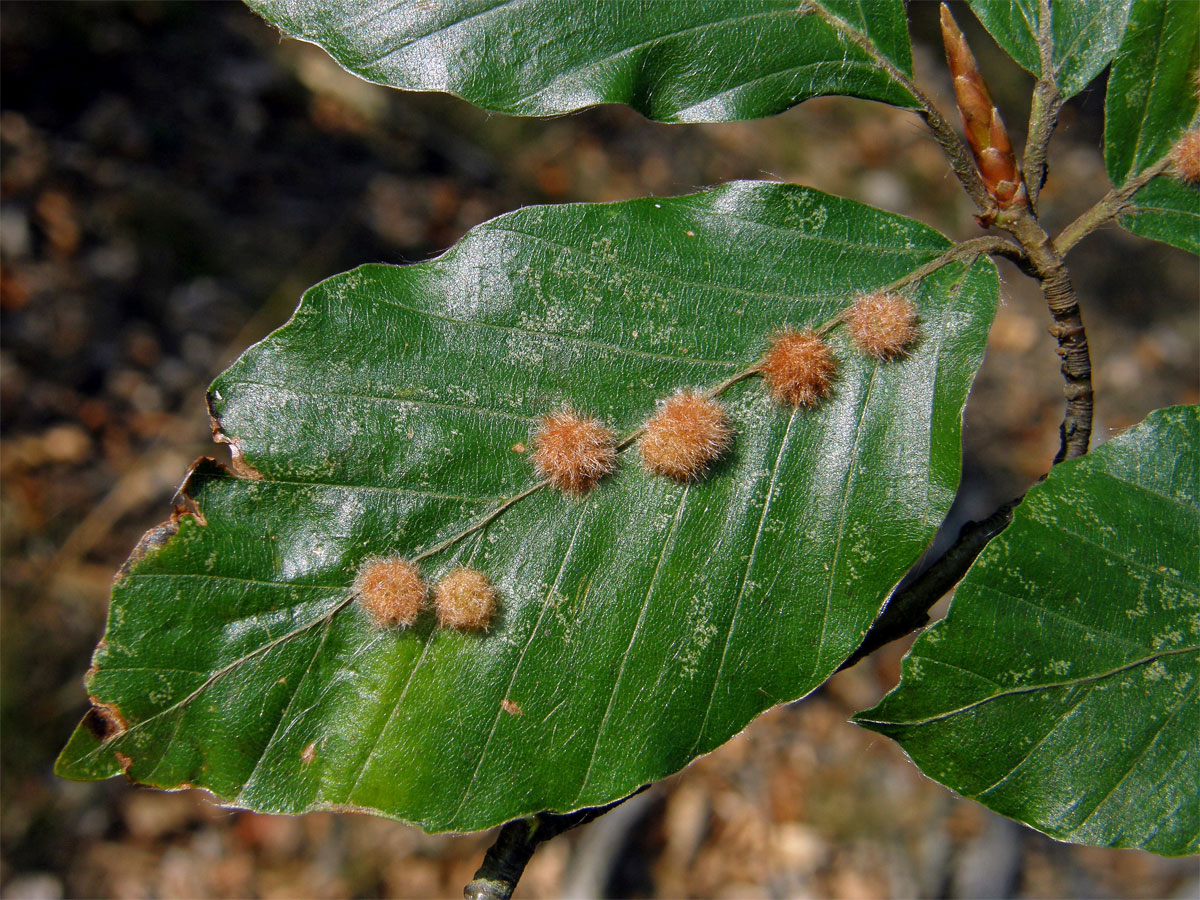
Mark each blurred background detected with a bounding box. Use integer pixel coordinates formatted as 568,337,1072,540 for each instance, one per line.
1,3,1196,898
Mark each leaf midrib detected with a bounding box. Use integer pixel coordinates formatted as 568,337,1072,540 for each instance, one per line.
859,644,1199,728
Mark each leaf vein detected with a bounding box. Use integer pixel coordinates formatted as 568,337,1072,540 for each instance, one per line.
487,223,909,307
973,680,1098,799
221,380,540,423
501,8,803,109
343,635,437,805
688,407,797,757
451,505,592,823
576,486,690,803
1073,677,1199,832
237,616,335,798
368,287,740,368
863,645,1199,728
357,0,529,66
981,583,1152,655
812,361,880,676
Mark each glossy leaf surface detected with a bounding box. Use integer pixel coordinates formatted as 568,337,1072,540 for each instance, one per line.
1104,0,1200,255
857,405,1199,857
246,0,917,122
967,0,1132,99
57,183,999,832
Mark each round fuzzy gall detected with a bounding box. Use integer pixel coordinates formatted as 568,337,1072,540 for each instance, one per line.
640,391,733,482
846,292,920,360
530,409,617,494
1169,127,1200,185
433,568,497,630
760,329,837,407
354,557,426,629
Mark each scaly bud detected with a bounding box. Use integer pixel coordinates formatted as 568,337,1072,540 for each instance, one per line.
940,4,1027,211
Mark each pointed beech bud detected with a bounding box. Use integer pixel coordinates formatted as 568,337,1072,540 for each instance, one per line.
940,4,1027,210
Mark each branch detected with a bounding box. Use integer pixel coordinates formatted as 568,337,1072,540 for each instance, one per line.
840,499,1018,670
803,1,994,215
1022,0,1062,211
463,788,649,900
997,206,1092,462
839,232,1086,665
1053,156,1172,255
1041,269,1091,462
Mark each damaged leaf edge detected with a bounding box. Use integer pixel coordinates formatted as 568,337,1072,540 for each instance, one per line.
55,457,230,782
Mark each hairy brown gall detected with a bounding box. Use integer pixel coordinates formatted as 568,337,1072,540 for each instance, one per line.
531,409,618,494
434,568,497,630
354,558,426,629
760,329,837,407
846,293,920,360
640,391,733,482
1169,127,1200,185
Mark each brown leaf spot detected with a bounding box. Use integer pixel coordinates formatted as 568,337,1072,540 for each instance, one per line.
115,520,180,582
83,698,127,742
501,699,523,716
301,741,318,765
222,437,263,480
206,393,264,480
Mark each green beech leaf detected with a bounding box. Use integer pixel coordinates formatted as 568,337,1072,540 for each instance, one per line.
856,405,1199,857
245,0,917,122
967,0,1132,99
56,183,999,832
1104,0,1200,255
